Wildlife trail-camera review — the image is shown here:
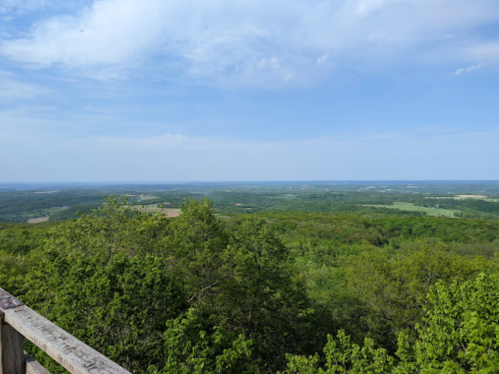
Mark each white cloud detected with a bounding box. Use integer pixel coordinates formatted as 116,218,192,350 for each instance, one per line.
316,54,329,66
454,63,485,75
1,0,499,85
355,0,404,18
0,0,46,14
0,74,51,100
462,41,499,63
1,0,166,66
0,81,43,99
0,0,94,15
75,133,186,150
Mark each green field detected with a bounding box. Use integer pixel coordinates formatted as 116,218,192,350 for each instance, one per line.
363,202,461,217
24,206,70,223
136,195,160,202
43,206,70,215
132,205,181,217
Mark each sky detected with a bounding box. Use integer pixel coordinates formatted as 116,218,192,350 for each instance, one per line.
1,0,499,182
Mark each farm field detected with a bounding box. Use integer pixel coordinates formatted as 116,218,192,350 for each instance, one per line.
363,202,461,217
27,216,49,224
136,194,160,202
25,206,69,223
133,205,181,217
425,195,499,202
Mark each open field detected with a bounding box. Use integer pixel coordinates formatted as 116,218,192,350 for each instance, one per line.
44,206,70,215
363,202,461,217
132,205,181,217
137,194,160,202
27,217,50,224
24,207,70,223
425,195,499,202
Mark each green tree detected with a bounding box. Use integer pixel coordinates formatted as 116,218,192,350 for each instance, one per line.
150,308,255,374
164,198,230,303
220,217,317,371
344,242,483,346
397,273,499,373
24,254,187,373
44,195,171,260
285,273,499,374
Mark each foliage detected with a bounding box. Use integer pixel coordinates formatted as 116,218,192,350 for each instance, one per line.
220,217,318,370
44,196,171,259
285,273,499,373
149,308,255,374
344,242,485,347
1,192,499,373
285,330,396,374
24,253,188,373
397,273,499,373
163,198,230,303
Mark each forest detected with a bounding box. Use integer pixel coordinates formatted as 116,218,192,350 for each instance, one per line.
2,188,499,373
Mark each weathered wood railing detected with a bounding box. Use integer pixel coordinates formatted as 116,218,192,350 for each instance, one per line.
0,287,131,374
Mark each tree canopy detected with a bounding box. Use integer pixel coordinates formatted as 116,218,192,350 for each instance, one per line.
1,196,499,373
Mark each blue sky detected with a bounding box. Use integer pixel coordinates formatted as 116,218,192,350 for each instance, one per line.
1,0,499,182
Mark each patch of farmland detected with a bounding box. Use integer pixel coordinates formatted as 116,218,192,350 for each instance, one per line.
137,194,160,202
132,205,181,217
455,195,488,199
362,202,461,217
425,195,499,202
27,217,49,224
24,206,69,223
44,206,70,215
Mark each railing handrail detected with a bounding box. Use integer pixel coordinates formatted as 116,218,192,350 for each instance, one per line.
0,287,131,374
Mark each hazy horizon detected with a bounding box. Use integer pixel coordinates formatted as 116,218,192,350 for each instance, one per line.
2,180,499,186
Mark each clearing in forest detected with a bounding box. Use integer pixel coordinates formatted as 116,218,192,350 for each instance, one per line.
425,195,499,202
132,205,180,217
137,194,160,202
362,202,461,217
27,217,49,223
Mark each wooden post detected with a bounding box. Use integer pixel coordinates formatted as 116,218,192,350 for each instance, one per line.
25,351,51,374
0,312,25,374
0,287,130,374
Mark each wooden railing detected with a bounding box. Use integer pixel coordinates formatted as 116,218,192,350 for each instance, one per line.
0,287,131,374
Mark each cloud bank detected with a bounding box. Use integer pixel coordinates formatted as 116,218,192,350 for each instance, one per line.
455,63,485,76
2,0,499,85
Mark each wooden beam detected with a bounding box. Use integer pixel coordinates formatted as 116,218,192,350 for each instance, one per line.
0,288,130,374
0,314,25,374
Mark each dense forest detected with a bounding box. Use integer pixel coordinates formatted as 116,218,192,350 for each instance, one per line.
2,193,499,373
